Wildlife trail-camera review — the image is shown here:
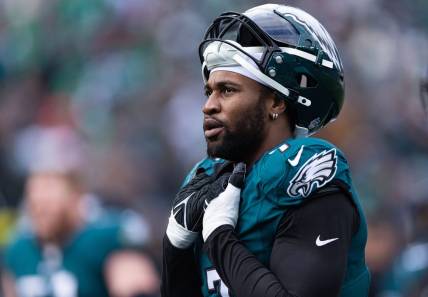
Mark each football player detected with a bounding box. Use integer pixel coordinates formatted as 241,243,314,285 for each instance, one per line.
162,4,370,297
2,170,160,297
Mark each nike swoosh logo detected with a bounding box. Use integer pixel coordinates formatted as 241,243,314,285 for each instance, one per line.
288,145,304,167
173,193,195,228
316,235,339,246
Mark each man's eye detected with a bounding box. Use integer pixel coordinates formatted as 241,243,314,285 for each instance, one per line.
205,89,212,97
222,87,235,95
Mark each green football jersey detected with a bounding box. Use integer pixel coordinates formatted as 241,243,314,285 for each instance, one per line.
184,137,370,297
3,208,148,297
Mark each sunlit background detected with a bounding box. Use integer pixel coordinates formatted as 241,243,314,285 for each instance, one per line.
0,0,427,296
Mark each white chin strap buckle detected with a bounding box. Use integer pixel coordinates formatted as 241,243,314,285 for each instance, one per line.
297,96,311,107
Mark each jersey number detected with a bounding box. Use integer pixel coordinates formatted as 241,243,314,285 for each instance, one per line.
206,269,230,297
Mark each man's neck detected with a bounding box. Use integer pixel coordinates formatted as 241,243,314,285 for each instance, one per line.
245,119,292,167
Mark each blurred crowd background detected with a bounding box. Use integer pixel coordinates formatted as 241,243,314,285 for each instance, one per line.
0,0,427,296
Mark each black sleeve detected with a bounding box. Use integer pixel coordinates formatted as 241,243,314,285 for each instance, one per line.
161,235,203,297
203,188,358,297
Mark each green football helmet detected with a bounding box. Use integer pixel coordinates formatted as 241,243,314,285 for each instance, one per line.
199,4,345,136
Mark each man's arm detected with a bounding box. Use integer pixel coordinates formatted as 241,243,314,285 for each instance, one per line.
161,162,239,297
160,171,215,297
203,188,358,297
161,235,202,297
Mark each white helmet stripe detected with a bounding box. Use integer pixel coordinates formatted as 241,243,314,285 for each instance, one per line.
280,47,333,69
218,44,333,69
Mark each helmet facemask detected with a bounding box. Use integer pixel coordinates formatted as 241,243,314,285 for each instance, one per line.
199,12,295,97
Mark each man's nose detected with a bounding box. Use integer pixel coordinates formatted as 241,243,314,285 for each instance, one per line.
202,92,220,115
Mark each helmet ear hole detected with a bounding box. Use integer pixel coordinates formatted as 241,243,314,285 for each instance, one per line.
297,73,318,88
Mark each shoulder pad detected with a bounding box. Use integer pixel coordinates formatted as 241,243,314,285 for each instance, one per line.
257,138,350,206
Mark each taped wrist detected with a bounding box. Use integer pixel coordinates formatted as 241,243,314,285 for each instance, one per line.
166,215,198,249
202,184,241,241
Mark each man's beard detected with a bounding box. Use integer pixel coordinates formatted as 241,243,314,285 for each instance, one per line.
206,99,266,161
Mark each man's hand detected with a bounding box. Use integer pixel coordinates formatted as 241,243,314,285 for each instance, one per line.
166,163,234,249
166,171,212,249
202,163,246,241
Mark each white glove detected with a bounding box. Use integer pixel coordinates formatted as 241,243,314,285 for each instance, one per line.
202,163,246,241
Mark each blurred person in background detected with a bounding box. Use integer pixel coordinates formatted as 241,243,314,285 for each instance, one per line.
365,66,428,297
370,201,428,297
368,67,428,297
1,168,160,297
365,212,404,297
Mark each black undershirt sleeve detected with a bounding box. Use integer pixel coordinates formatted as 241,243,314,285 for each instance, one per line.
203,187,359,297
161,235,203,297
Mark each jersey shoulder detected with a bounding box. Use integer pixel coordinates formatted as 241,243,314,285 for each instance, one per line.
85,207,150,248
4,231,36,256
3,232,39,274
182,157,226,186
65,221,122,265
255,137,351,206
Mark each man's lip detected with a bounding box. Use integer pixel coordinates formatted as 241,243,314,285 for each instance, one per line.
203,117,223,130
203,117,224,139
204,127,224,139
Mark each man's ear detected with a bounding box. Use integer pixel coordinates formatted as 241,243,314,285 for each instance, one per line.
269,93,287,115
260,86,287,116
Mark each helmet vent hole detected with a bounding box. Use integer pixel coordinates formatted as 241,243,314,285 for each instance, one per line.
297,73,318,88
300,74,307,87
